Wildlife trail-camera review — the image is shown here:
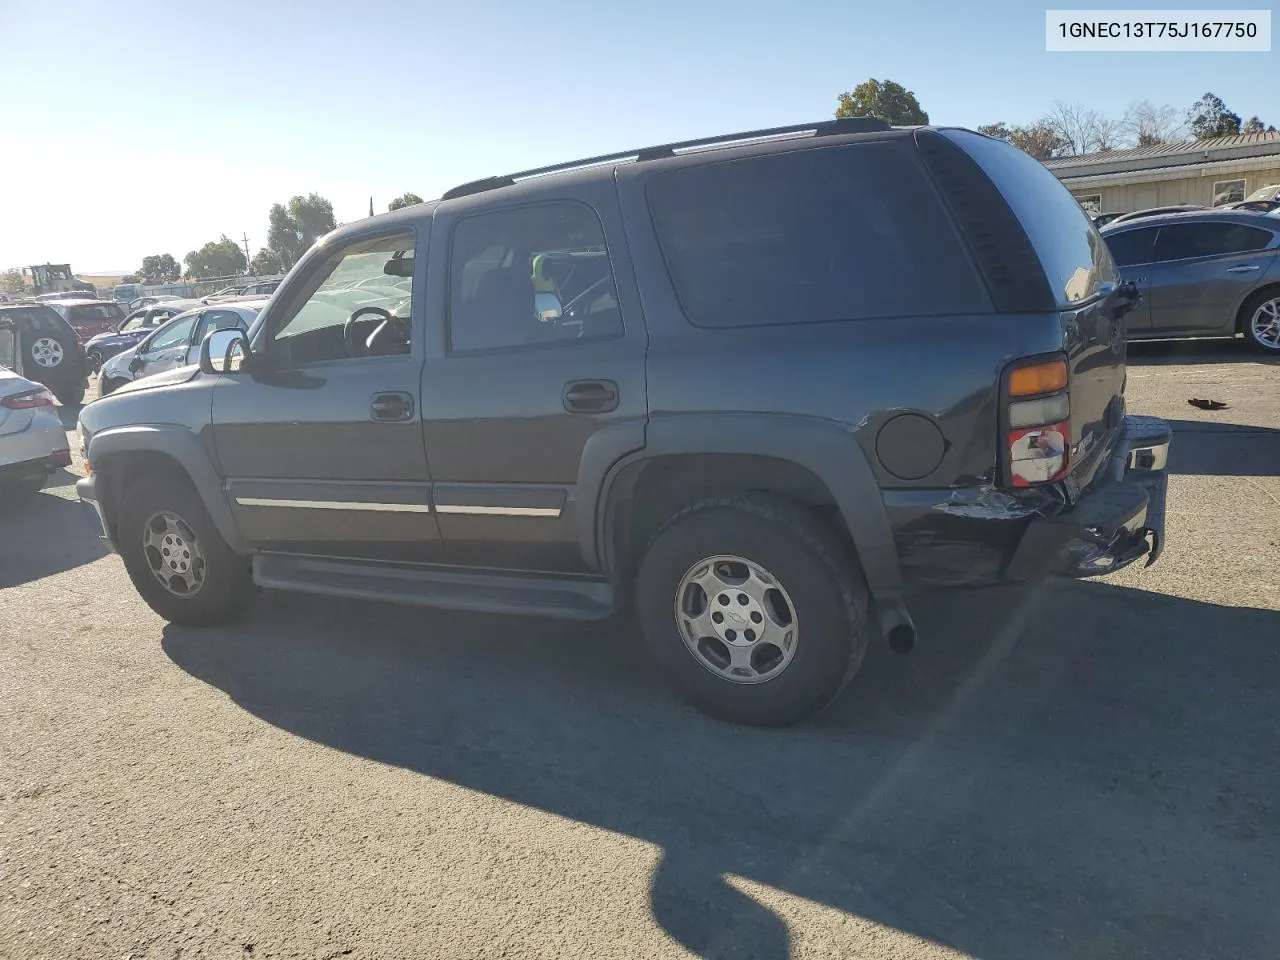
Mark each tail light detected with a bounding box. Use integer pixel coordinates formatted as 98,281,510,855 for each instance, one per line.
1003,357,1069,487
1,387,55,409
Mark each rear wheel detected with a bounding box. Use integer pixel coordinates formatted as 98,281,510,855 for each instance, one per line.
1242,289,1280,352
85,348,104,374
117,475,258,626
29,336,66,372
635,494,870,727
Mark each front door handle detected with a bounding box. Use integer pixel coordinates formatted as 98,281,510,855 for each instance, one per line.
370,391,414,422
1228,264,1261,273
563,380,619,414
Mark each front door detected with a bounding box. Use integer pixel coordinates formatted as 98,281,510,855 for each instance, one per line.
419,192,648,573
1102,224,1159,332
133,311,200,378
211,227,439,561
1146,220,1277,333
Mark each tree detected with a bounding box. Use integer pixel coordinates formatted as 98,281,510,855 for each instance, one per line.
249,248,281,276
2,268,25,294
1044,102,1118,155
977,122,1013,141
1008,124,1066,160
835,78,928,125
1121,101,1185,147
184,235,247,279
1187,93,1241,139
1242,115,1276,134
138,253,180,285
266,193,337,271
388,192,424,212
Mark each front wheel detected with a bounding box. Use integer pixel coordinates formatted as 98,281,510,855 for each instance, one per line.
85,349,104,374
1242,289,1280,352
635,495,870,727
116,474,258,626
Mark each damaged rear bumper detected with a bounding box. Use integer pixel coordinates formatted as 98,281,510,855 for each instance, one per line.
1009,414,1169,579
885,415,1170,587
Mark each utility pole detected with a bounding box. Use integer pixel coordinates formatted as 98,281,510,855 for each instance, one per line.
241,233,251,274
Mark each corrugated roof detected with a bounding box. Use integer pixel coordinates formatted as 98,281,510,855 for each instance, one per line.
1045,132,1280,174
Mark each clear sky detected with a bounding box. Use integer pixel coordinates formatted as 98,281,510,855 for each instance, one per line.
1,0,1275,273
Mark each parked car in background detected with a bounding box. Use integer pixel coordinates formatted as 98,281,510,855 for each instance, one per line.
1101,209,1280,350
1092,211,1123,228
1245,184,1280,203
78,119,1170,727
1229,199,1280,214
83,299,204,372
126,295,185,311
241,278,282,296
1107,205,1208,227
98,300,264,396
45,299,127,345
0,367,71,497
0,302,88,404
205,284,247,301
33,290,95,302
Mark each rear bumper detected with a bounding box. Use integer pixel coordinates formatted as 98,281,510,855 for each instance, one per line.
1010,414,1169,579
886,415,1170,587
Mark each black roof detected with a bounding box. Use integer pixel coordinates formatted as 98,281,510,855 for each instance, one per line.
442,117,894,201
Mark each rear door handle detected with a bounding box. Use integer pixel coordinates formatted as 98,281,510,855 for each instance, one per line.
1228,264,1261,273
370,391,414,422
563,380,619,414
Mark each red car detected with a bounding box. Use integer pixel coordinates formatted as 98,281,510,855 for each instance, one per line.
44,299,127,345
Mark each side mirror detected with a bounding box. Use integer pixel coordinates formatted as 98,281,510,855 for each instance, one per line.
200,328,250,374
128,354,144,373
534,291,563,322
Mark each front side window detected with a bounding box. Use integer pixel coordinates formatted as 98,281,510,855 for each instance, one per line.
145,314,199,351
195,309,246,344
1212,179,1246,207
268,232,414,365
1153,222,1272,262
449,202,621,352
647,142,989,327
1104,227,1159,267
120,309,149,332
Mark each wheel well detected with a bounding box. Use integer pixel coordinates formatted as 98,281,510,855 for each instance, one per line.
606,454,848,578
1237,283,1280,332
94,450,195,542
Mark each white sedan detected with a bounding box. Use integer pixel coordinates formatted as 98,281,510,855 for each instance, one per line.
0,368,71,497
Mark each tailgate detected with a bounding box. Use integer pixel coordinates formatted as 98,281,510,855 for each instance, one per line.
1062,286,1129,488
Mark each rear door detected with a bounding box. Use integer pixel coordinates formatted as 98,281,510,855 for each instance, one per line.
1145,220,1276,334
1100,225,1159,331
418,188,647,573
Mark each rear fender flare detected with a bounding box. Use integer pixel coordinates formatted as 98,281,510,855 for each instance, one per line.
589,414,904,602
87,425,247,553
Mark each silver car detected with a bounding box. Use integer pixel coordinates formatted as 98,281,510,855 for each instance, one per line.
98,301,265,396
1101,209,1280,351
0,368,71,497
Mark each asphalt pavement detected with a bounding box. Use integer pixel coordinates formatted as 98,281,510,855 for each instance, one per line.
1,341,1278,959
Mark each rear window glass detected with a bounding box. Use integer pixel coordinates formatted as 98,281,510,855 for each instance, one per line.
646,142,989,328
944,129,1115,305
67,303,125,323
1153,222,1272,261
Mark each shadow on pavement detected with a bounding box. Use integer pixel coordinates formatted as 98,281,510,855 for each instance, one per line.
56,403,82,430
0,485,105,587
1165,418,1280,477
163,581,1280,960
1127,337,1280,366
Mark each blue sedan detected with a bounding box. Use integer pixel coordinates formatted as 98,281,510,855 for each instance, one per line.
83,299,204,372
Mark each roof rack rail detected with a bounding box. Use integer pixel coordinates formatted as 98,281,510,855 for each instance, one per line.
441,117,892,200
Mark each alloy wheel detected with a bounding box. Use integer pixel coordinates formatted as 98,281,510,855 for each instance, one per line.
674,555,799,684
31,337,64,368
142,511,206,597
1250,297,1280,349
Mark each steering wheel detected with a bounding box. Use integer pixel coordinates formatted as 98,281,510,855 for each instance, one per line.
343,306,393,357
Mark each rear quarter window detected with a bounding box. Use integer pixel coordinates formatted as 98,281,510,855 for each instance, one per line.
646,141,989,328
943,129,1115,305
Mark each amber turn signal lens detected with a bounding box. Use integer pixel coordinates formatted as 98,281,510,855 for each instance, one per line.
1008,359,1068,397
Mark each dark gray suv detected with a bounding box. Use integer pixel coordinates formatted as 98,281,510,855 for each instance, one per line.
77,119,1171,726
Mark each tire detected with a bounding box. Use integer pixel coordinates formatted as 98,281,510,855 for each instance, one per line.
116,473,258,627
1240,288,1280,353
100,377,127,397
53,381,85,406
86,349,104,375
635,494,870,727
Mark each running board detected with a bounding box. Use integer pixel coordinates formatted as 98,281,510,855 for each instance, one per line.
253,553,617,621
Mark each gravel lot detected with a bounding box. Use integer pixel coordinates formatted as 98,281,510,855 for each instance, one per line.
2,342,1278,960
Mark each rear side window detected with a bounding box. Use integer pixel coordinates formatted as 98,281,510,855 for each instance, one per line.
1153,222,1271,261
1104,227,1159,266
646,142,988,328
68,303,125,323
944,129,1114,305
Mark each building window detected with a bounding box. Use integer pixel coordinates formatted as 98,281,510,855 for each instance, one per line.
1212,179,1246,207
1074,194,1102,215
